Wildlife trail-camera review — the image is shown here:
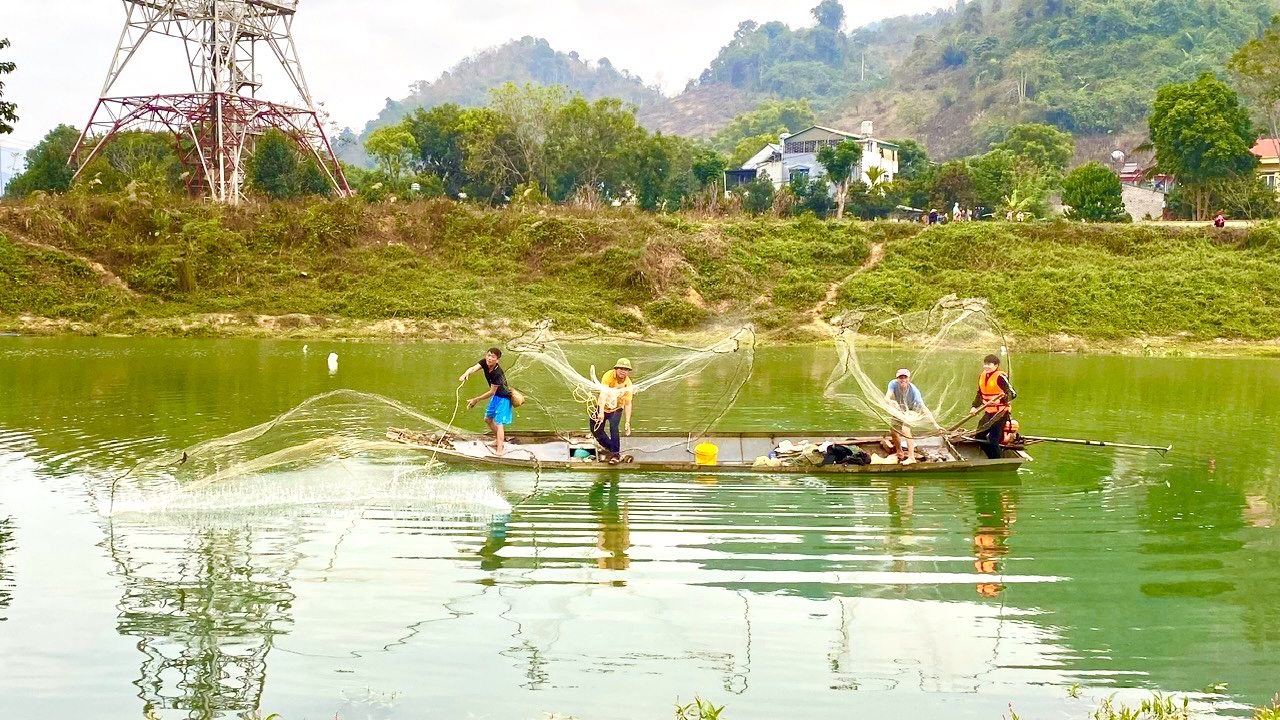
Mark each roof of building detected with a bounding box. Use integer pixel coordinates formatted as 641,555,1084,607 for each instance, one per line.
1251,138,1280,160
740,143,782,169
785,125,900,148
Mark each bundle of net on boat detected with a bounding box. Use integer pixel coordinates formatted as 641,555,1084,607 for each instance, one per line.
824,295,1011,436
508,322,757,441
99,390,508,517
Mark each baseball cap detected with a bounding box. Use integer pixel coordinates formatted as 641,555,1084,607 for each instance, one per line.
896,368,911,378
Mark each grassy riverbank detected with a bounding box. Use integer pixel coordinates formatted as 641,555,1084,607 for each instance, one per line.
2,193,1279,352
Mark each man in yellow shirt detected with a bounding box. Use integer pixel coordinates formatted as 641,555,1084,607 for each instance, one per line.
592,358,634,464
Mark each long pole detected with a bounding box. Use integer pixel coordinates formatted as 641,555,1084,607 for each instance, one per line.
944,396,1000,432
3,150,18,195
1022,435,1172,455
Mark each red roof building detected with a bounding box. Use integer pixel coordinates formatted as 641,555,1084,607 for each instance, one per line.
1251,138,1280,189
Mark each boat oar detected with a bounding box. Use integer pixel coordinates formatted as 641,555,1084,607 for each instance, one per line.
942,396,1001,433
1021,435,1172,456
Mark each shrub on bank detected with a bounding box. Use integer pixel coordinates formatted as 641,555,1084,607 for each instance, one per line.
645,298,708,330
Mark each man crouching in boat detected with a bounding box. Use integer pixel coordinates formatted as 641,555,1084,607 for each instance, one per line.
460,347,514,455
885,368,942,465
591,358,634,465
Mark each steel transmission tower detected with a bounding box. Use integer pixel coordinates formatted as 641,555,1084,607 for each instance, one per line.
73,0,350,202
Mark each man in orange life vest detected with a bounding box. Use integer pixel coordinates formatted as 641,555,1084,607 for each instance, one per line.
967,354,1016,459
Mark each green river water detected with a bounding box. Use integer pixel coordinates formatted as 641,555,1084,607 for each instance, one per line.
0,337,1276,720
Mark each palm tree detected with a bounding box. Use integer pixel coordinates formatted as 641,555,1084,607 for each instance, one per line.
864,165,889,196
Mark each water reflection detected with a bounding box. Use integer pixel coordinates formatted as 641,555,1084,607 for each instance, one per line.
883,481,916,591
0,515,14,621
5,341,1280,715
478,513,510,572
589,481,630,572
108,522,298,719
972,486,1017,598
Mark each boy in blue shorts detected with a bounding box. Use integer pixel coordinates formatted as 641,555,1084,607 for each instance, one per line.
459,347,514,454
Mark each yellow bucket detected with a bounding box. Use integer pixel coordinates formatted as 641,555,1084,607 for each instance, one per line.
694,442,719,466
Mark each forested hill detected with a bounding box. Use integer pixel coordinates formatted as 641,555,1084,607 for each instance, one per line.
635,2,953,138
353,0,1275,162
363,36,662,134
850,0,1276,157
667,0,1275,158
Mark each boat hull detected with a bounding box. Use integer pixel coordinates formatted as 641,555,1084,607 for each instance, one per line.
387,428,1030,475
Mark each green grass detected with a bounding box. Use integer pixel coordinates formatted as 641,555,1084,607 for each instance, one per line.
835,221,1280,341
2,194,1279,344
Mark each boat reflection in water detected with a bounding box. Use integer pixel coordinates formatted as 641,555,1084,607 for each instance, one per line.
469,475,1071,707
0,515,14,621
94,467,1117,719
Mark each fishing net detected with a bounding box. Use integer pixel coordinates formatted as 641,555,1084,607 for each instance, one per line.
824,295,1011,435
99,390,509,518
508,322,757,440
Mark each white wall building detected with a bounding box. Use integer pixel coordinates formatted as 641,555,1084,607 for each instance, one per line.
726,124,901,192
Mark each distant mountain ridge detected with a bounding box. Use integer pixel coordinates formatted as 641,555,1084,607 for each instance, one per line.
828,0,1276,158
357,0,1278,163
681,0,1275,159
362,36,662,135
637,3,953,140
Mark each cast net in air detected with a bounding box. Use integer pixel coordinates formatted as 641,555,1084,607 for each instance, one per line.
98,390,510,519
508,322,757,442
823,296,1011,435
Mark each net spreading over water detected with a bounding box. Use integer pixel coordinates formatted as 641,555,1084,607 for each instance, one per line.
509,323,757,439
97,389,510,518
824,295,1012,434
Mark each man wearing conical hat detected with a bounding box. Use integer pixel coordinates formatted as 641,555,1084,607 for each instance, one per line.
592,358,634,465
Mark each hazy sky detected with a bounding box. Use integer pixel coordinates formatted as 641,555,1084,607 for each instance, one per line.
0,0,948,155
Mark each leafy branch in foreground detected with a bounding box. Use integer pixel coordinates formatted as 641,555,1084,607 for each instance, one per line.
675,696,726,720
1011,690,1280,720
0,37,16,135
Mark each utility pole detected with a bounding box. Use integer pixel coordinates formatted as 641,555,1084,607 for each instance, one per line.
71,0,350,203
1,149,18,195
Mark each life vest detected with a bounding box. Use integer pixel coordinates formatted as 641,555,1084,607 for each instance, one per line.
1002,418,1021,445
979,370,1010,414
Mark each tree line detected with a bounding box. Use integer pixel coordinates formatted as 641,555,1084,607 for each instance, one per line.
7,12,1280,223
354,82,726,209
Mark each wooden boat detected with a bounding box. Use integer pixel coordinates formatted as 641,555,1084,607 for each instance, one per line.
386,427,1031,475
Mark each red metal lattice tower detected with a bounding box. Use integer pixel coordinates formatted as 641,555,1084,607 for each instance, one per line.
72,0,350,203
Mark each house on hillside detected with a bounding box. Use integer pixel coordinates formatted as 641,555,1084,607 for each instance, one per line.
724,142,781,190
1118,162,1145,184
725,123,900,192
1251,138,1280,189
1118,161,1173,193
